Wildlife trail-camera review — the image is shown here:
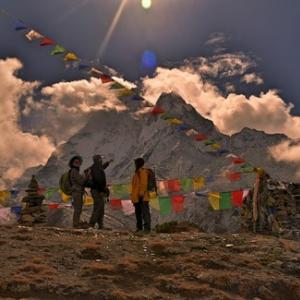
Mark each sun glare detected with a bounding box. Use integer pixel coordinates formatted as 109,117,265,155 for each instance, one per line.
141,0,152,10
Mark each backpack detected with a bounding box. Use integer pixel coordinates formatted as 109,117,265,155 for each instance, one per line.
147,168,157,193
59,170,73,196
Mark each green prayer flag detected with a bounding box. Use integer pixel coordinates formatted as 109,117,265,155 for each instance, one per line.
159,196,172,215
160,113,174,120
180,178,193,193
220,192,232,210
204,140,216,146
50,45,66,55
45,187,58,199
110,82,125,89
111,184,131,198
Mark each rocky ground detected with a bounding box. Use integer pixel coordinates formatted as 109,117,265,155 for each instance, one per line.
0,224,299,300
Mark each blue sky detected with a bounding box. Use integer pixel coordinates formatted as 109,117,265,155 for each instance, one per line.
1,0,300,113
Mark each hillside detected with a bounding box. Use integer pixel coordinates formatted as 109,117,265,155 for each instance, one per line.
0,224,299,300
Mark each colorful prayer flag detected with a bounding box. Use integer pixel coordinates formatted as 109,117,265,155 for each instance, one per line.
208,192,220,210
195,133,207,141
0,191,10,205
100,74,113,83
171,195,185,213
226,172,241,182
158,196,172,215
232,157,246,164
231,190,244,207
25,30,43,41
151,106,165,115
45,188,58,199
211,143,221,150
78,63,90,70
90,67,102,77
40,38,55,46
118,89,135,97
220,192,232,209
167,118,183,125
217,149,230,156
64,52,79,61
132,94,144,101
158,181,168,195
150,197,160,211
167,179,181,193
111,184,131,199
50,45,66,55
160,113,174,120
192,177,205,191
177,124,190,131
110,199,122,210
180,178,193,193
48,203,59,209
14,20,27,31
10,190,19,198
60,191,71,203
122,200,135,216
110,82,125,90
186,129,198,137
240,163,254,173
204,140,216,146
84,195,94,206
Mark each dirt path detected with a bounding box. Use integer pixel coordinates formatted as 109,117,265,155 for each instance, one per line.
0,225,299,300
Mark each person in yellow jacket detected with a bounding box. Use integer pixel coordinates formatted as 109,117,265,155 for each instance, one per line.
131,158,151,232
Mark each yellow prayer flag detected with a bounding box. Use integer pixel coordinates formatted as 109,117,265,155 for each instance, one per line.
150,197,160,211
84,195,94,206
0,191,10,205
193,177,205,191
149,191,158,200
212,143,221,150
167,118,183,125
64,52,79,61
208,192,220,210
118,88,135,97
60,190,71,203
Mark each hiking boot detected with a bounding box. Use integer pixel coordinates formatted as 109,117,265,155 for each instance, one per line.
74,222,90,229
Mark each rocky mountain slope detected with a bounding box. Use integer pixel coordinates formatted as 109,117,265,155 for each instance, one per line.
27,92,295,188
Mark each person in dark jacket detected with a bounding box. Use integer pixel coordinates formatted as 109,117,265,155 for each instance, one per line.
69,155,88,228
87,155,113,229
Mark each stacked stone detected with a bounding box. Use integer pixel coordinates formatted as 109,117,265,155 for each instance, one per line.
20,175,46,225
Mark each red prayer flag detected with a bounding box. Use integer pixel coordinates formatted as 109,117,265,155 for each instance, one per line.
232,157,246,164
100,74,113,83
110,199,122,210
151,106,165,115
40,38,55,46
227,172,241,182
231,191,244,207
195,133,207,141
167,179,181,193
171,195,185,213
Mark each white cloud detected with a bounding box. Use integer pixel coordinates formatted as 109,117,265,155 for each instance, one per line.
142,65,300,139
242,73,264,85
24,77,127,143
269,141,300,179
0,58,54,184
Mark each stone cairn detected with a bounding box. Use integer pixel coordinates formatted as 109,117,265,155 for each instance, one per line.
20,175,46,225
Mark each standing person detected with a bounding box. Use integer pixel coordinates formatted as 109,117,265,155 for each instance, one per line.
87,155,113,229
69,155,88,228
131,158,151,233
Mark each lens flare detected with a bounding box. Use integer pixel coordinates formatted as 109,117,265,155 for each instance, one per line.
141,50,157,69
141,0,152,10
